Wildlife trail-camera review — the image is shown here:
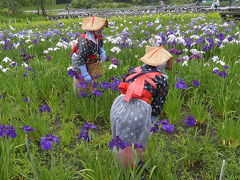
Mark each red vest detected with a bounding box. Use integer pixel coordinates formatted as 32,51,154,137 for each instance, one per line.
72,34,97,60
118,66,162,104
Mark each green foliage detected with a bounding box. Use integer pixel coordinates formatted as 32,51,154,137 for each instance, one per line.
215,115,240,148
0,0,22,15
71,0,93,9
188,95,209,125
163,88,184,125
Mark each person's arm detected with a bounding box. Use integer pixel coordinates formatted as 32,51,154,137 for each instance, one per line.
72,38,92,82
150,75,169,120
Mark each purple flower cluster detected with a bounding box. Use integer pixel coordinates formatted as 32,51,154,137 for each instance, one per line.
40,133,59,150
0,124,17,139
112,58,119,66
191,79,200,88
189,54,202,60
78,123,97,142
176,57,184,63
132,142,145,150
184,115,197,127
169,48,183,55
175,77,188,90
39,105,51,114
150,119,175,133
22,97,32,102
212,69,229,78
20,125,37,135
21,49,34,64
78,90,87,98
109,136,127,150
159,119,175,133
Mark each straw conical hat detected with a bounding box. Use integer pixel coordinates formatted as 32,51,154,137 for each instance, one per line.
82,16,108,31
140,46,173,71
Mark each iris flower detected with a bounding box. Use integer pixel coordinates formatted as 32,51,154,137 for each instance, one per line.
0,124,17,139
20,125,37,135
175,77,188,90
184,115,197,127
40,133,59,150
109,136,127,150
78,123,97,142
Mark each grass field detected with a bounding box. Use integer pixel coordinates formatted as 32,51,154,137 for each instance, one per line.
0,9,240,179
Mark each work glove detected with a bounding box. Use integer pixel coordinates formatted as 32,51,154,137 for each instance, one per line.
99,47,106,62
79,64,92,83
151,115,159,125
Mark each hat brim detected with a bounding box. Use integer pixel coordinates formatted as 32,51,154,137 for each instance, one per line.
82,17,108,31
140,46,173,69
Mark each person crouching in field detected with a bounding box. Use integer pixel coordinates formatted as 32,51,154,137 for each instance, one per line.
71,16,108,93
110,46,173,169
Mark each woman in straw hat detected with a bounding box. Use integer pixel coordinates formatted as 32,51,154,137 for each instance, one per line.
110,46,173,169
71,16,108,93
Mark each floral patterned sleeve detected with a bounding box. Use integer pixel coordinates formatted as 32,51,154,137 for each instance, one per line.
151,75,169,117
75,38,91,66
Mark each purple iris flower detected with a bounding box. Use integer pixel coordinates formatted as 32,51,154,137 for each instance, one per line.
218,71,229,78
32,39,38,44
150,121,161,133
191,79,200,88
110,78,121,91
0,124,6,138
10,62,19,66
175,77,188,90
184,115,197,127
133,142,145,149
92,82,98,88
109,136,127,150
92,89,102,97
127,142,145,149
160,119,175,133
40,133,59,150
21,52,27,57
22,97,32,102
101,81,110,90
9,44,14,49
77,81,87,89
78,91,87,98
67,69,77,78
22,73,28,77
27,67,33,71
106,56,110,62
176,57,184,63
78,123,97,142
45,56,52,61
20,125,37,134
39,105,51,114
212,69,219,74
0,95,2,99
147,22,154,27
112,58,119,66
169,48,183,55
0,124,18,139
223,66,230,70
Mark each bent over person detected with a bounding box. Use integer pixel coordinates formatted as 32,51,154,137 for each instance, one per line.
71,16,108,93
110,46,173,169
